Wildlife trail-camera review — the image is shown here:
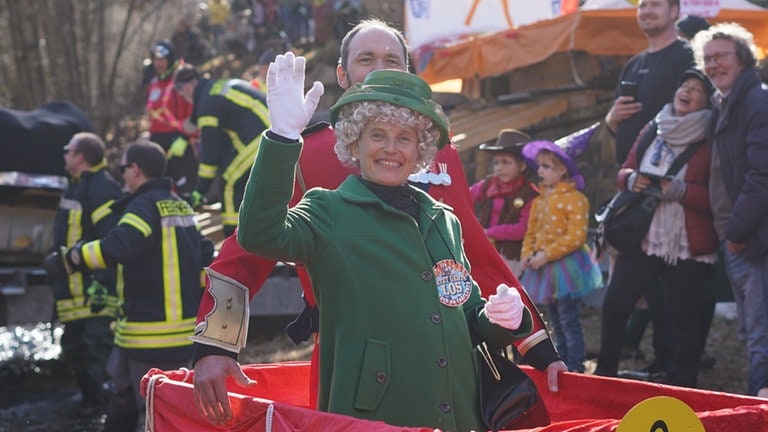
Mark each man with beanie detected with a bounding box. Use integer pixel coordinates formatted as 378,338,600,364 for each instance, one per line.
675,14,710,41
251,48,276,91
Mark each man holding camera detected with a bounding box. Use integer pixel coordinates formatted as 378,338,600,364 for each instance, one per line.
604,0,694,164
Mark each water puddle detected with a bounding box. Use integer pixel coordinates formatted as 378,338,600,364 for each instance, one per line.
0,322,62,376
0,323,104,431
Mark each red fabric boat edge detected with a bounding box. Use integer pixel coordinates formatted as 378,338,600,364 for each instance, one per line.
141,361,768,431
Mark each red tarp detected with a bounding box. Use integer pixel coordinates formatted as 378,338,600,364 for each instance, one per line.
142,361,768,431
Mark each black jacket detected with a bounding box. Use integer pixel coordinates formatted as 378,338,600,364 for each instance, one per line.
81,178,214,362
52,166,122,321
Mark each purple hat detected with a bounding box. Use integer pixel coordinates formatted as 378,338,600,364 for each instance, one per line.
522,122,600,190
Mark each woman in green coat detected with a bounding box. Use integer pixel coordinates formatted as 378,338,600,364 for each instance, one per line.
237,53,534,432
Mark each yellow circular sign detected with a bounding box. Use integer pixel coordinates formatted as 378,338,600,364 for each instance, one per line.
617,396,704,432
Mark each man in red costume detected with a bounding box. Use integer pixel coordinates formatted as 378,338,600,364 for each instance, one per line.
192,19,567,426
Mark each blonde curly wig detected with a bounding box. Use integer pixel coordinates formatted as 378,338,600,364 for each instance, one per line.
333,101,440,173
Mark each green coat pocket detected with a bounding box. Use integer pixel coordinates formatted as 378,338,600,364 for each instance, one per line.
353,338,390,411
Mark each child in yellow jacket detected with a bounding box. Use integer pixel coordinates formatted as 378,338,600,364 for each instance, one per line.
520,136,602,372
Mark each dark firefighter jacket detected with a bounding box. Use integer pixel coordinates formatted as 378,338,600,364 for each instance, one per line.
191,78,269,228
52,164,122,322
79,178,214,362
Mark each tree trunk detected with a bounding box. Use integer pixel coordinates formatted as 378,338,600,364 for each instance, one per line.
5,0,47,108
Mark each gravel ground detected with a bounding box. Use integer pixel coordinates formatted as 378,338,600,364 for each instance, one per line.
578,302,749,395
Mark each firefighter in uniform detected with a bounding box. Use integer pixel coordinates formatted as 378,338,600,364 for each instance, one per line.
43,132,122,410
55,141,214,431
174,65,270,236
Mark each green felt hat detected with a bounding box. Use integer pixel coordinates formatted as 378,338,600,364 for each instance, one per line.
329,70,450,149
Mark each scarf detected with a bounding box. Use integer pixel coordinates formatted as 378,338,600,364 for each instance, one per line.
485,175,525,199
643,104,712,264
654,103,712,147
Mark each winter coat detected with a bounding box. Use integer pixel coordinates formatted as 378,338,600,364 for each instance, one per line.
619,122,718,257
521,182,589,262
238,134,533,432
712,68,768,261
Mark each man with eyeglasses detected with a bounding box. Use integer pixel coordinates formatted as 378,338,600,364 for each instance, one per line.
692,22,768,399
42,132,123,413
52,141,215,431
601,0,695,379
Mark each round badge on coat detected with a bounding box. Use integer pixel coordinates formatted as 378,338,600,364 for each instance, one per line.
513,197,525,209
433,259,473,307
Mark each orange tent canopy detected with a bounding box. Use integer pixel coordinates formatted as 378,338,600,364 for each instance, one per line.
415,9,768,84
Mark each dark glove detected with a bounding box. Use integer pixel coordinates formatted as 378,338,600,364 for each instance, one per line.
42,246,73,278
86,280,109,313
64,241,87,273
285,303,319,345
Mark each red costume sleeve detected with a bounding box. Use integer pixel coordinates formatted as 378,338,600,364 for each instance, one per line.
196,124,353,322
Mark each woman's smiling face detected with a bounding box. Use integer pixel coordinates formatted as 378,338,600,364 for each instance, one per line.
673,77,709,116
351,120,420,187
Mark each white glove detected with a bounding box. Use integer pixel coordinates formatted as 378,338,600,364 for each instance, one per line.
484,284,524,330
266,51,324,140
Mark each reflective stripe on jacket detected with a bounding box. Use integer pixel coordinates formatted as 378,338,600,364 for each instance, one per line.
52,165,122,322
192,78,269,227
80,178,214,361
